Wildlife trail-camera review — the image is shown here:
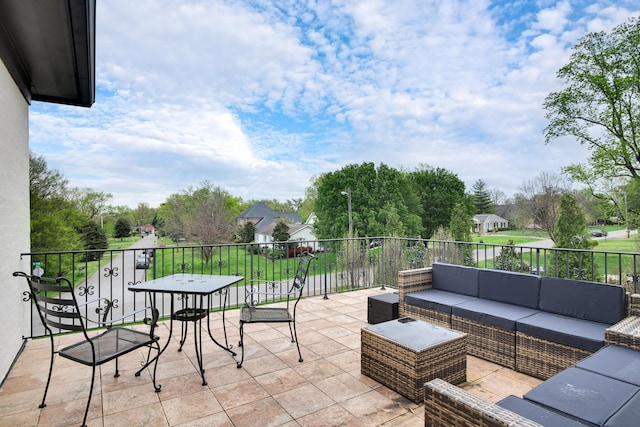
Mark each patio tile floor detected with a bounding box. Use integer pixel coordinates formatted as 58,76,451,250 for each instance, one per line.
0,288,541,426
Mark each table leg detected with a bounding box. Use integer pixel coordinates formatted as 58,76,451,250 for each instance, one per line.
205,288,237,356
193,293,207,386
135,292,177,392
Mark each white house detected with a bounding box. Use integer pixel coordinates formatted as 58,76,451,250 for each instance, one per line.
255,222,316,245
473,214,509,233
0,0,96,382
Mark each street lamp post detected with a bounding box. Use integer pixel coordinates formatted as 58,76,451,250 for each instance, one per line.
341,188,353,238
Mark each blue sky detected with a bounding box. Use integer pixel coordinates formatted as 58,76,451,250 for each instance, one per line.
30,0,640,208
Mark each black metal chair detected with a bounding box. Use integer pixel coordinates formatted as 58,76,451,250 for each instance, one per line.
237,253,316,368
13,272,161,427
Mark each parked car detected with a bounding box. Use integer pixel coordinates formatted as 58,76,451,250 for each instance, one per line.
135,254,149,269
144,248,155,258
590,230,608,237
287,246,314,257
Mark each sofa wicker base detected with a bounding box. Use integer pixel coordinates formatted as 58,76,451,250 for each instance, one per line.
605,315,640,351
515,332,592,380
361,319,466,403
452,316,516,369
400,303,450,328
424,378,542,427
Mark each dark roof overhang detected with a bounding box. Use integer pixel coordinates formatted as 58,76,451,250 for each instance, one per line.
0,0,96,107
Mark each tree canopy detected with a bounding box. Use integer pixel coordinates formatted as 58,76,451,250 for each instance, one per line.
544,17,640,185
158,181,239,246
313,162,422,239
472,179,494,214
410,165,467,239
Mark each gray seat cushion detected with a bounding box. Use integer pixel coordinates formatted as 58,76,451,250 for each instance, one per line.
524,367,639,426
516,311,608,352
603,390,640,427
478,268,540,308
539,277,626,324
404,289,477,314
452,299,538,330
497,395,592,426
576,345,640,386
432,262,479,296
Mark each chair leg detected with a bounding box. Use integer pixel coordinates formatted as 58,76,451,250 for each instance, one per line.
288,322,295,342
150,341,162,393
39,333,56,409
81,364,97,427
236,323,245,368
291,322,303,363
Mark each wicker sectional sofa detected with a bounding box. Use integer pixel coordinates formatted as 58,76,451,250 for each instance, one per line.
425,344,640,426
399,262,631,379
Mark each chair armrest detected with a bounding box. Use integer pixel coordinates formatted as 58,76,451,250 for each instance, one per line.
97,306,156,326
630,294,640,316
424,379,542,427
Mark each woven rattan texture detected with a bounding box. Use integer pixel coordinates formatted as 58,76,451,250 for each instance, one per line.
423,378,542,427
361,326,466,403
630,294,640,316
515,332,591,380
400,303,450,328
605,315,640,350
397,268,432,304
452,316,516,369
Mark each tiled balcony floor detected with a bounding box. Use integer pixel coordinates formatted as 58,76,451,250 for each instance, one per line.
0,288,541,426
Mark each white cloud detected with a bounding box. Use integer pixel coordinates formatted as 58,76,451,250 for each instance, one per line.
29,0,640,207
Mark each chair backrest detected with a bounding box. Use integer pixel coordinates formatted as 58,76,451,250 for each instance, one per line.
288,253,315,296
14,272,89,336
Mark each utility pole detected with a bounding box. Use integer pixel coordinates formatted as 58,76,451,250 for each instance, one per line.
341,188,353,238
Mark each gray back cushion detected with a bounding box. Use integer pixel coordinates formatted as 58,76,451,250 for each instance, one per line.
477,269,540,308
539,277,626,324
431,263,478,296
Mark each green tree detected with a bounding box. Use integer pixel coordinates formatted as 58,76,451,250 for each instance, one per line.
158,182,237,262
544,17,640,189
272,221,290,242
514,171,568,242
67,188,112,220
79,221,108,261
472,179,494,214
551,194,598,280
29,152,84,254
449,201,475,266
409,165,466,239
237,222,256,243
114,217,132,239
313,162,421,239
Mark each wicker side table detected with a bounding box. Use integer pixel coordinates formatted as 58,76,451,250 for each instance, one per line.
605,315,640,351
361,317,467,403
367,293,399,324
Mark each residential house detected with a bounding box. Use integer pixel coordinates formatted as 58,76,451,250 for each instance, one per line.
473,213,509,233
496,204,516,227
0,0,96,382
255,222,316,246
237,202,301,229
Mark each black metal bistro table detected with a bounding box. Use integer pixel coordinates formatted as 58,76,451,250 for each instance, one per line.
128,274,243,386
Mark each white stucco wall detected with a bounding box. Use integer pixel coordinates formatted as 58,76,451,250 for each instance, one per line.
0,58,30,382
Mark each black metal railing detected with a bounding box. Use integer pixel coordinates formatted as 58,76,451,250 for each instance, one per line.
19,237,640,338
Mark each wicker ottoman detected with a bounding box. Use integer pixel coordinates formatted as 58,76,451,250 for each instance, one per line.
361,317,467,403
